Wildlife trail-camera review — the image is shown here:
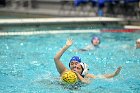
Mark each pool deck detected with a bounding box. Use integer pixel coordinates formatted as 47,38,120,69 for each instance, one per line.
0,17,124,24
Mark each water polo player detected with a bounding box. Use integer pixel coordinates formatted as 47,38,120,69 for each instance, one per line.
91,36,100,46
136,38,140,49
73,36,100,52
54,39,122,84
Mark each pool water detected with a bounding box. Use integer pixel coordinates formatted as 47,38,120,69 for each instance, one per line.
0,31,140,93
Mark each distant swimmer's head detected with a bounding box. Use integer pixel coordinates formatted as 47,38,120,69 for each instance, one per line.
69,56,81,69
91,36,100,46
80,62,89,77
136,38,140,48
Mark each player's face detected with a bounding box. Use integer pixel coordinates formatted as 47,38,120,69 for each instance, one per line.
70,62,82,74
92,39,100,46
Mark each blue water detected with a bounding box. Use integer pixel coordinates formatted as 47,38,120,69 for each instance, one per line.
0,31,140,93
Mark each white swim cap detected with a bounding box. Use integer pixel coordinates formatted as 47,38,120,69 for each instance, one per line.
80,62,89,76
136,39,140,42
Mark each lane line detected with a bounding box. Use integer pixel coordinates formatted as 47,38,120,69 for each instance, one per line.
0,29,100,36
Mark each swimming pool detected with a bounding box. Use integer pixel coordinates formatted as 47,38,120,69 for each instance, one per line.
0,27,140,93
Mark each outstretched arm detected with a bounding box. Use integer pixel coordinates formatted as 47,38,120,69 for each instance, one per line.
86,66,122,79
54,39,73,75
102,66,122,78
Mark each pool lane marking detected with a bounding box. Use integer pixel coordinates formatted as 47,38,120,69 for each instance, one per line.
101,29,138,32
0,30,100,36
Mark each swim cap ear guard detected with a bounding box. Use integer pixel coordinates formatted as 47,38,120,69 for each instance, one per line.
80,62,89,76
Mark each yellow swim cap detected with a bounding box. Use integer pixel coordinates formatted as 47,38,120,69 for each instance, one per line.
61,70,77,84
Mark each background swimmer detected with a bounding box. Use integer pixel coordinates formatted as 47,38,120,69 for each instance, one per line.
73,36,100,52
136,38,140,49
54,39,122,84
121,38,140,49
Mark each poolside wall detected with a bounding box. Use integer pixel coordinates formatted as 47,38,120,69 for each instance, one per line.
0,1,140,29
